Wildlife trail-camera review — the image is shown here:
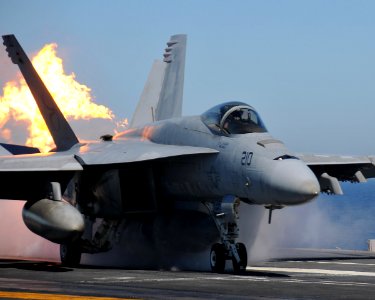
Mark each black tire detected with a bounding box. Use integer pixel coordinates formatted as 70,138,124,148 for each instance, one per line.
232,242,247,273
210,243,226,273
60,243,82,267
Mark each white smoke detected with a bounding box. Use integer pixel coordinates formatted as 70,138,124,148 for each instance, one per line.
0,200,59,260
241,201,338,262
1,184,372,268
0,118,123,262
242,180,375,263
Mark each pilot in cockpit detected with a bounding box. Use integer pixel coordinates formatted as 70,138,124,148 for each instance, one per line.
223,109,243,134
202,102,267,135
224,108,259,134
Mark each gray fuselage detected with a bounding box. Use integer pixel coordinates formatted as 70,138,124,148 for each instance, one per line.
115,113,320,207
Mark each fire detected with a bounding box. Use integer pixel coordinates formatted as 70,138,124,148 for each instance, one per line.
0,43,122,152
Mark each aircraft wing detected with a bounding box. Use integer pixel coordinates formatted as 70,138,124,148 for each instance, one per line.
75,139,218,166
0,141,216,200
298,153,375,194
0,139,218,169
0,152,83,171
0,152,82,201
0,140,217,170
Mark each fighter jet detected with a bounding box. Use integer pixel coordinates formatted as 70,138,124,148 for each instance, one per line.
1,34,374,273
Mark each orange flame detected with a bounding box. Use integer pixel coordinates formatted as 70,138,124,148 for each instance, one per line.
0,43,123,152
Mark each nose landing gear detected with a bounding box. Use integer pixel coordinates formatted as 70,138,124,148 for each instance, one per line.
210,243,226,273
210,242,247,273
205,196,248,273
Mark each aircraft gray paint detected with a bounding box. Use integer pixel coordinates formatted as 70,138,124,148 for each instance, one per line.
1,34,375,273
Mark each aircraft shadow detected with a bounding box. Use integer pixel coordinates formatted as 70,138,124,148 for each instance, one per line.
77,263,290,278
0,258,290,277
0,259,73,272
233,270,290,278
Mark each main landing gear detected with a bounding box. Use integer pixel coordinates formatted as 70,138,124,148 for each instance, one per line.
205,196,248,273
60,242,82,267
60,218,123,267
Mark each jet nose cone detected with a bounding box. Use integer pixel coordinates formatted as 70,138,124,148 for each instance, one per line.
267,159,320,205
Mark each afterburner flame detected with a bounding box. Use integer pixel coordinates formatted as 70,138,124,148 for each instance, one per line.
0,43,120,152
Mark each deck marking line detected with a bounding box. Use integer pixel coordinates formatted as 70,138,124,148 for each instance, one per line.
247,266,375,277
0,291,138,300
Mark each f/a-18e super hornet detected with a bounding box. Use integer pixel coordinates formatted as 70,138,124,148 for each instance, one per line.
1,34,375,273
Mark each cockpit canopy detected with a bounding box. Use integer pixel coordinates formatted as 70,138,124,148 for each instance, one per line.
201,101,267,135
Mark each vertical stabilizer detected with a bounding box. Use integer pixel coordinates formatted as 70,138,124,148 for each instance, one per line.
130,60,166,127
155,34,187,121
2,34,79,151
130,34,187,127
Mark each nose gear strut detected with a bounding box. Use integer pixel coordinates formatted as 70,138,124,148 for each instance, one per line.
204,195,247,273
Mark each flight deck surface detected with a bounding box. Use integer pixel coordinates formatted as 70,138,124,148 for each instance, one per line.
0,249,375,299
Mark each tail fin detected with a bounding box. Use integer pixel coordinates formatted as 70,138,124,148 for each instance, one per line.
2,34,79,151
155,34,187,121
130,34,187,127
130,60,166,127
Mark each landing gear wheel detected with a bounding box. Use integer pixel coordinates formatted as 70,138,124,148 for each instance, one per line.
60,243,82,267
210,243,226,273
232,242,247,273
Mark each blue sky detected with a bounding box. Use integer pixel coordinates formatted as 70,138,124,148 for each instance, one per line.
0,0,374,154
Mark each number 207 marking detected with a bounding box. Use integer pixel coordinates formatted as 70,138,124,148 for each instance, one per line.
241,151,253,166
